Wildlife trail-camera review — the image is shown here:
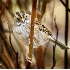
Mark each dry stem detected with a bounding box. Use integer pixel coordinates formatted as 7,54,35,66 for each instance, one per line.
28,0,37,59
0,0,8,18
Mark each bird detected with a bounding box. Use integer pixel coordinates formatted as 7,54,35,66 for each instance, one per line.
12,11,69,49
12,11,69,63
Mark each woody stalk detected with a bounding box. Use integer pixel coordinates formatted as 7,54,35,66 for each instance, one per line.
28,0,37,61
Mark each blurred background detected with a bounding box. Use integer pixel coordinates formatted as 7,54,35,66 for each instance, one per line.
0,0,70,69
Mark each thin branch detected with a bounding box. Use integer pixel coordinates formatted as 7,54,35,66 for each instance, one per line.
51,17,59,69
51,45,56,69
2,52,13,69
0,30,16,62
64,0,69,68
38,0,47,21
51,0,55,32
4,15,16,54
0,37,4,68
60,0,70,12
16,52,19,69
0,0,9,18
0,38,13,68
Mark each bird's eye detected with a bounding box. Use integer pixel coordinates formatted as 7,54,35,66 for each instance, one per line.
23,14,26,19
24,15,26,19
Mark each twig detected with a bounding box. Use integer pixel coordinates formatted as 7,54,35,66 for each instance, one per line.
16,52,19,69
51,0,55,32
51,45,56,69
37,0,41,12
0,37,13,68
0,30,16,63
64,0,69,69
39,0,47,21
60,0,70,12
51,17,59,69
0,37,4,68
12,33,27,69
4,14,16,54
2,52,13,69
0,0,9,18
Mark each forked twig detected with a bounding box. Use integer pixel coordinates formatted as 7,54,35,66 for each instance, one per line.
60,0,70,12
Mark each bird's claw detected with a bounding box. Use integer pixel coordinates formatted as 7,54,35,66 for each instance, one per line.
26,52,32,63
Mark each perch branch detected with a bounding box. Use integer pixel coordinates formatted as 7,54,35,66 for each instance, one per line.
28,0,37,60
26,0,37,69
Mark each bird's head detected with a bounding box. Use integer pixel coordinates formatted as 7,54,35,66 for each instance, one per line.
14,11,30,26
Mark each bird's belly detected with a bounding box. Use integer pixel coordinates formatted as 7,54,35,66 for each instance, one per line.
12,25,48,48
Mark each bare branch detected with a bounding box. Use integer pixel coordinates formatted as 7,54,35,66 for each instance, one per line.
60,0,70,12
51,17,58,69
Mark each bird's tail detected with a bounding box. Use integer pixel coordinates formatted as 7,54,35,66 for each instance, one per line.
47,36,69,50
